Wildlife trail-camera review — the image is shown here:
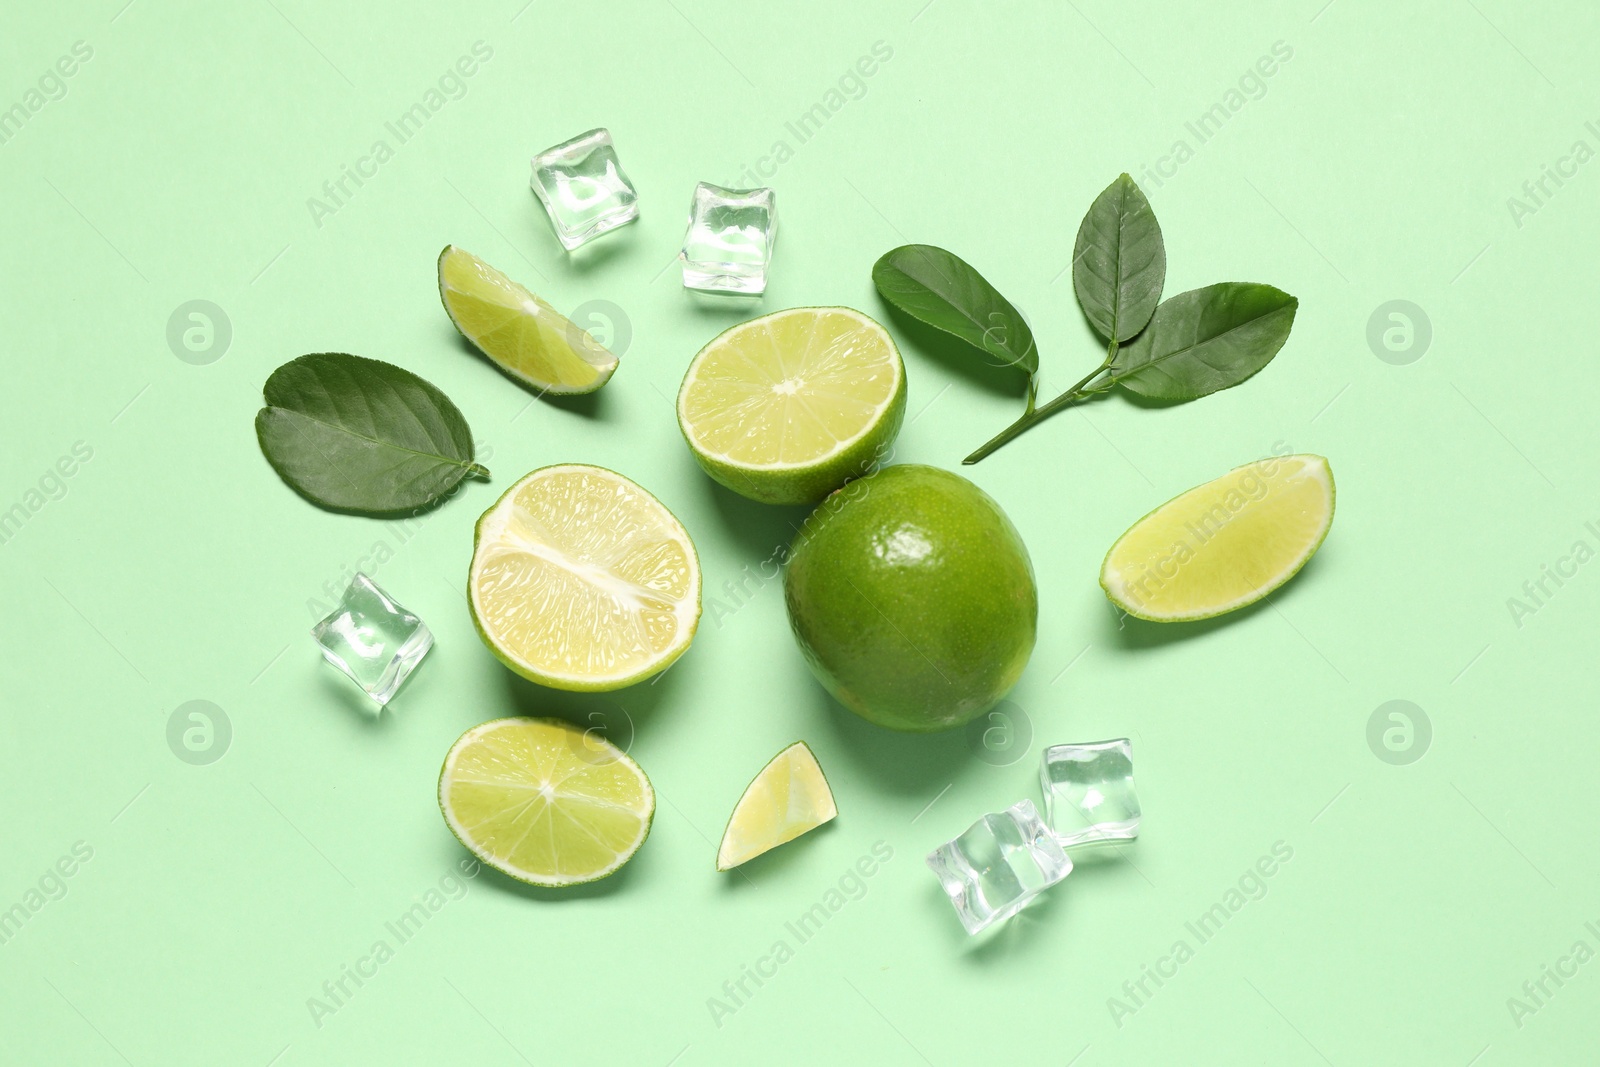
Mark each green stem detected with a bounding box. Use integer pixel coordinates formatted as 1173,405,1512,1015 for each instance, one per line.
963,341,1120,465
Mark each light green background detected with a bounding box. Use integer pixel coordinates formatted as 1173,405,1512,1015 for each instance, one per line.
1,0,1593,1063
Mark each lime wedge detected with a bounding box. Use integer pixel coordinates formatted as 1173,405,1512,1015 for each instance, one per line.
469,464,701,690
439,717,653,886
676,307,905,505
716,741,837,871
437,245,617,394
1101,453,1334,622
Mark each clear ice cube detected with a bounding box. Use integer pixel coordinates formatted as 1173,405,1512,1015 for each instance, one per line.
679,182,777,295
1040,738,1141,847
529,128,640,250
926,800,1072,935
310,574,433,705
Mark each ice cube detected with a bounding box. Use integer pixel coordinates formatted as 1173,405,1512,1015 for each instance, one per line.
679,182,777,294
310,574,433,705
529,128,640,250
926,800,1072,935
1040,738,1140,847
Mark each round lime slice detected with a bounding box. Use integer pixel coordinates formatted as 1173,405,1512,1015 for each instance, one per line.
439,717,653,887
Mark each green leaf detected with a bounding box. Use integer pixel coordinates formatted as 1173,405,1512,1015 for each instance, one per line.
1073,173,1166,343
1111,283,1297,401
255,352,489,516
871,244,1038,376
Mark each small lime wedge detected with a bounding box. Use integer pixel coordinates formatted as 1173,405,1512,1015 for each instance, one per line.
717,742,838,871
438,245,617,394
1100,453,1335,622
439,717,654,887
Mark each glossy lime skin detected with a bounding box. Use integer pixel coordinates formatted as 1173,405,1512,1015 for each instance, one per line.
783,464,1037,732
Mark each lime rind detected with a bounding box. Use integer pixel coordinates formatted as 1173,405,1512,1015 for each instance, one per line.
1100,453,1335,622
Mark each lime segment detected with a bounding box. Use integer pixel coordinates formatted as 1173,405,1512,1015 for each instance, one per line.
1100,453,1334,622
717,742,838,870
439,717,654,887
438,245,617,394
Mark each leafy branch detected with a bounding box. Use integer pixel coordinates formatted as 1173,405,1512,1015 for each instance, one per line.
870,174,1299,464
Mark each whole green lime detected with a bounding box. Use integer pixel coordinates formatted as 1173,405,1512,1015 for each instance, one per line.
783,464,1037,732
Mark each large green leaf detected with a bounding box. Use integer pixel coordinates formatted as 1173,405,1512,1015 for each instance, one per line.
1111,283,1297,401
255,352,488,516
1072,173,1166,343
871,244,1037,375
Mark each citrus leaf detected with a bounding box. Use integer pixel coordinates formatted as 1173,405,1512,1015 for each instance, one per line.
871,244,1037,375
1111,283,1297,401
255,352,488,516
1073,173,1166,343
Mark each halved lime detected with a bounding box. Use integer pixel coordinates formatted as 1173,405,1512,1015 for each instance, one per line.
716,741,837,871
469,464,701,690
439,717,653,887
1100,453,1335,622
676,307,906,505
437,245,617,394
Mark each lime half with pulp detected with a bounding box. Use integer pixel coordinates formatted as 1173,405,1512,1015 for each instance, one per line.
469,464,701,690
676,307,905,505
